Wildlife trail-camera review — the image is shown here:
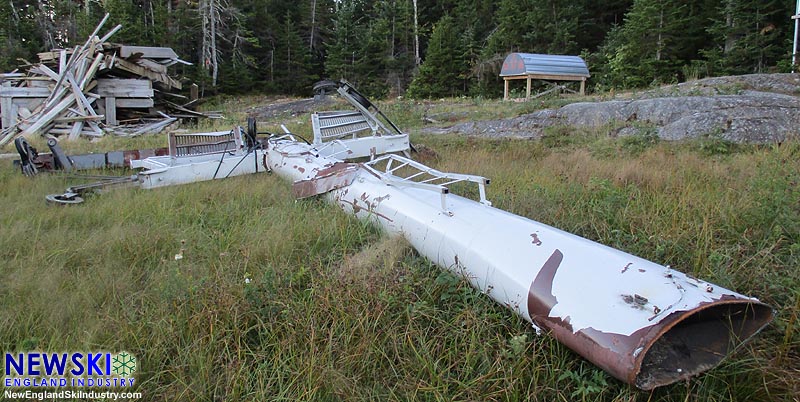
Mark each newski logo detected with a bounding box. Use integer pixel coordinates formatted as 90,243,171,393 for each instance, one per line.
4,352,136,388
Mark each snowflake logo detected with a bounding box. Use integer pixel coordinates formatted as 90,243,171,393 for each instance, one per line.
111,352,137,376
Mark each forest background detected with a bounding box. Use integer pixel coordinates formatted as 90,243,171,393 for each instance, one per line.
0,0,796,99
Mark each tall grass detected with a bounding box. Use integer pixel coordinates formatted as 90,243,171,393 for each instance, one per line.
0,96,797,401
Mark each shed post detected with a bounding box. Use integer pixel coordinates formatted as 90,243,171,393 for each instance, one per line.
580,79,586,96
526,76,532,100
504,79,509,101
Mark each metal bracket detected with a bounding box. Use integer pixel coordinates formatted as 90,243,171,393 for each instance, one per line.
362,154,491,215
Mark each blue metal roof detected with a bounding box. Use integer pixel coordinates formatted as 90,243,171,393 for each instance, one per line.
500,53,590,78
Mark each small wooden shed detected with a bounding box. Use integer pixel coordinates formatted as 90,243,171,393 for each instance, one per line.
500,53,590,99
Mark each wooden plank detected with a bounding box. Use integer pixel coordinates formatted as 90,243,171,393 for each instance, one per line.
0,87,52,97
105,96,117,125
68,121,84,140
19,95,75,138
18,107,31,119
95,79,153,97
0,73,26,79
117,46,178,60
65,73,89,115
526,77,531,100
38,50,72,63
97,24,122,43
30,64,60,81
44,45,81,106
1,96,12,128
115,98,154,108
136,59,168,74
87,121,103,135
80,54,104,89
106,56,182,90
12,98,45,112
55,115,103,123
26,79,53,88
59,50,66,75
130,117,177,137
74,55,89,84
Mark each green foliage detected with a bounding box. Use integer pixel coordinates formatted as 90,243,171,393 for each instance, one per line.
558,363,610,401
0,1,795,96
597,0,699,88
703,0,790,75
695,130,738,156
1,97,799,399
407,15,466,98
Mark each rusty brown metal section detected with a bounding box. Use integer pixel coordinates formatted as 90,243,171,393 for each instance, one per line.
292,162,360,199
527,261,774,390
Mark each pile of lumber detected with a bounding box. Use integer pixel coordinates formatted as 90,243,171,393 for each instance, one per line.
0,14,208,147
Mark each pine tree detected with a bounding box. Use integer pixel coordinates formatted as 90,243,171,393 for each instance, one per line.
325,0,365,83
274,10,315,94
598,0,700,87
407,15,465,98
533,2,586,54
704,0,789,74
483,0,530,56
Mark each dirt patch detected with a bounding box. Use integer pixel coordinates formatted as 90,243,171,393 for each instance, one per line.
422,74,800,143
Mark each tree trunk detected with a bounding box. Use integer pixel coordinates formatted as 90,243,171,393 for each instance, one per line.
656,8,663,61
309,0,317,51
724,0,735,54
9,0,19,23
412,0,420,66
210,0,218,87
200,0,219,88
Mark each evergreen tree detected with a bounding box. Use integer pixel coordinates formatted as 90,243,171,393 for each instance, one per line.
374,0,417,95
524,1,583,54
0,1,45,71
274,10,316,94
598,0,701,88
325,0,365,84
407,15,465,98
704,0,790,74
483,0,530,56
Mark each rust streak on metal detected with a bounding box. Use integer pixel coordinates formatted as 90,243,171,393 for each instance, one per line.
292,162,360,199
373,194,391,203
339,198,394,222
527,249,569,331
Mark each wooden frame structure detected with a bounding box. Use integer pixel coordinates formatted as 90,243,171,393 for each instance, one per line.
500,53,590,100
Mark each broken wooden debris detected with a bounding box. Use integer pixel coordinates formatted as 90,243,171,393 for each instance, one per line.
0,13,212,148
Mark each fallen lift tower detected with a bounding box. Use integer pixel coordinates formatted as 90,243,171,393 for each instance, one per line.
37,81,411,203
33,81,772,388
263,135,772,390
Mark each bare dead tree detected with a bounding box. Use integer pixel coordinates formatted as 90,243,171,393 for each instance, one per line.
412,0,420,66
200,0,224,87
309,0,317,52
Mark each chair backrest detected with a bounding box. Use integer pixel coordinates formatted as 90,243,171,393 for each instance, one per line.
168,128,244,157
311,110,376,144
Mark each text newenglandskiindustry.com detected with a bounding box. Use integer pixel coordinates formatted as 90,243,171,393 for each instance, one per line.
5,389,142,400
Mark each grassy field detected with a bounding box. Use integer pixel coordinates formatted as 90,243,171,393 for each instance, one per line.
1,96,798,401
